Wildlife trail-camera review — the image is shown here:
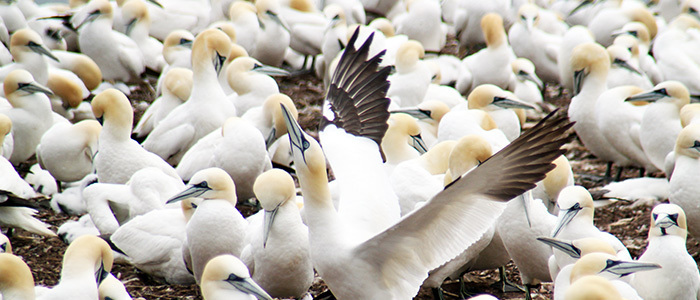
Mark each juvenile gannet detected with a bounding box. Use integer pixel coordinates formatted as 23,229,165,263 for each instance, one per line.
39,235,114,300
467,84,535,141
0,113,12,159
36,119,101,183
386,40,431,108
631,203,700,299
0,253,36,299
120,0,165,73
91,88,179,184
226,56,288,115
241,93,298,149
508,3,562,84
251,0,290,67
77,0,146,83
133,68,192,139
240,169,313,299
669,123,700,236
176,117,272,201
0,28,59,86
1,69,54,165
200,254,272,300
281,28,574,298
142,29,237,166
166,168,248,284
392,0,446,52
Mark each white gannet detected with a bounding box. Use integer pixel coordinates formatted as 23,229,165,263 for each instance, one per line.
568,42,633,179
606,45,653,90
48,49,103,93
612,22,664,85
226,56,288,116
653,14,700,95
200,254,272,300
142,28,237,166
166,168,248,284
669,123,700,236
155,30,193,95
390,100,450,147
467,84,535,141
36,119,101,183
24,163,58,196
510,58,544,112
241,93,298,149
98,274,132,300
386,40,431,108
251,0,290,67
588,5,657,47
76,0,146,83
558,26,595,93
228,1,258,55
0,28,59,87
91,88,179,184
240,169,313,299
508,3,562,84
133,68,192,139
120,0,165,73
596,177,670,207
436,109,510,151
456,13,516,95
176,117,272,201
39,235,114,300
0,253,36,299
0,113,12,159
531,155,575,215
631,203,700,299
537,236,617,290
381,113,428,167
392,0,446,52
1,69,55,165
280,29,574,299
564,275,623,300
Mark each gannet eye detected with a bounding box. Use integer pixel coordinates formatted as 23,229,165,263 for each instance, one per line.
652,213,658,220
669,213,679,224
195,181,209,189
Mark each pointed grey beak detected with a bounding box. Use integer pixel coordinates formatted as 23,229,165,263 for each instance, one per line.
214,52,227,76
262,204,281,248
166,183,210,204
390,109,432,120
625,89,667,102
265,127,277,149
253,63,290,77
76,10,101,30
537,236,582,259
602,259,661,277
410,134,428,154
28,42,60,62
281,103,309,163
654,213,679,228
612,59,641,75
95,262,109,284
492,96,535,110
573,69,585,96
569,0,593,16
226,274,273,300
266,11,289,32
19,81,54,96
124,18,137,36
518,71,543,90
552,202,582,237
146,0,163,8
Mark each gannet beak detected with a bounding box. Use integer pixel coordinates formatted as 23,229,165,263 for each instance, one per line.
28,42,60,62
602,259,661,277
0,242,7,253
226,274,273,300
613,59,641,75
146,0,163,8
124,18,137,36
625,89,667,102
253,63,290,77
551,202,582,237
20,81,54,96
166,182,210,204
266,11,289,32
654,213,679,228
281,103,309,163
410,134,428,154
569,0,592,16
262,204,281,248
518,71,543,90
390,109,432,120
265,127,277,149
536,236,582,259
95,262,110,284
214,52,227,76
492,96,536,110
610,29,628,38
573,69,585,96
77,10,101,30
521,194,532,227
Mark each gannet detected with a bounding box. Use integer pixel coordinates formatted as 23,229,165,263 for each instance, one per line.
449,0,511,48
0,113,12,159
508,3,562,84
154,30,193,95
251,0,290,67
1,70,54,165
436,109,510,151
0,253,36,299
98,274,132,300
390,100,450,147
537,236,617,285
39,235,114,300
549,186,632,279
0,28,59,86
588,5,657,47
606,45,653,90
142,29,237,166
612,22,663,85
568,42,633,179
24,164,58,196
631,203,700,299
653,14,700,94
120,0,164,73
467,84,535,141
627,81,690,172
200,254,272,300
226,56,288,116
76,0,146,83
45,72,86,121
597,177,670,207
564,275,623,300
669,123,700,236
386,40,431,108
91,88,179,184
176,117,272,201
241,93,298,149
228,1,258,55
166,168,248,284
240,169,313,299
133,68,192,139
558,26,595,92
49,50,103,92
381,113,428,166
532,155,575,214
36,119,100,183
281,28,573,298
510,58,544,112
392,0,446,52
456,13,516,95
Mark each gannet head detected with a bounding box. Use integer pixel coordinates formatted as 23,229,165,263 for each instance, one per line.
163,67,193,101
256,0,288,32
394,40,424,73
542,155,573,204
163,30,194,62
209,22,237,44
481,13,506,48
625,81,690,108
680,103,700,127
0,253,35,298
264,94,297,148
627,7,657,39
62,235,114,286
468,84,535,110
383,113,427,157
570,252,660,282
368,17,393,37
606,45,640,75
683,0,700,17
121,0,150,36
537,236,616,259
68,55,102,91
649,203,688,239
10,28,60,62
612,22,651,46
79,0,114,28
4,69,53,104
167,167,238,204
281,103,327,181
564,275,623,300
675,123,700,159
47,73,83,109
419,140,456,175
552,185,594,237
192,29,232,76
0,114,10,148
418,100,449,123
254,168,296,247
181,198,201,222
444,134,493,186
74,119,102,150
200,255,272,300
228,1,257,22
227,57,288,93
517,3,540,31
0,233,11,254
91,88,134,134
511,58,543,89
570,43,609,96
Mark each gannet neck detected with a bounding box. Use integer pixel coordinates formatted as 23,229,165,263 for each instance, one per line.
0,253,35,300
395,40,424,73
91,89,133,140
543,155,573,201
481,13,506,48
60,235,113,282
47,73,82,109
163,67,193,101
419,140,455,175
191,29,231,93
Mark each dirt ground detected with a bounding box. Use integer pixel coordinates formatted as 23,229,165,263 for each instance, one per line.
8,36,696,300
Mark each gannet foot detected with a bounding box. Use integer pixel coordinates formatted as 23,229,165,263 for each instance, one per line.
489,266,525,293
